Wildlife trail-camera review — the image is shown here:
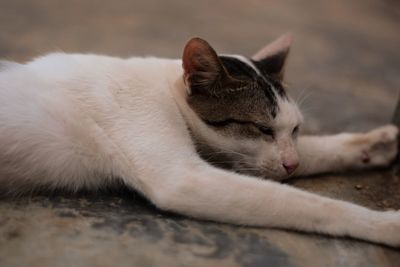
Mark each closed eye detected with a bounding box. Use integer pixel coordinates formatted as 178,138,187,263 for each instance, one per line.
202,118,245,127
202,118,274,137
256,125,274,137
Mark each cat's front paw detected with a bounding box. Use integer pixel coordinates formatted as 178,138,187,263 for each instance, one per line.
374,211,400,247
348,125,398,168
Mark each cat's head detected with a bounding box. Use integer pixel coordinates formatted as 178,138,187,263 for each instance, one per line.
181,34,303,180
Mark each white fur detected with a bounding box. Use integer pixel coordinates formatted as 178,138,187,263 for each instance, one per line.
0,53,399,246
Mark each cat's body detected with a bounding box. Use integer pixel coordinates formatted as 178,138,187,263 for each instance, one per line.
1,35,399,246
0,54,187,192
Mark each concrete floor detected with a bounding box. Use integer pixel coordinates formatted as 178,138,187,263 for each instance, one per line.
0,0,400,266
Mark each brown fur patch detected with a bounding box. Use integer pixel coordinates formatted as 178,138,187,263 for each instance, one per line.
345,134,371,146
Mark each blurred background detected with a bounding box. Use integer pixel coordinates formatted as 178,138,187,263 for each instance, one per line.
1,1,400,266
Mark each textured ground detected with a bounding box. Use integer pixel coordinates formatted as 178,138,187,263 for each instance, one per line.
0,0,400,266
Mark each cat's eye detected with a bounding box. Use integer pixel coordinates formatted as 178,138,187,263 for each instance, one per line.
257,125,274,137
292,125,300,136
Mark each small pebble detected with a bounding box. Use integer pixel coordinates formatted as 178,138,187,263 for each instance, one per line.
355,184,363,190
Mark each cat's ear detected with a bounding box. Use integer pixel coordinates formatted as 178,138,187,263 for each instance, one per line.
182,38,233,95
251,33,293,81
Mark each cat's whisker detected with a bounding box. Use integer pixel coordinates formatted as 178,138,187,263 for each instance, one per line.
294,87,308,105
295,87,314,111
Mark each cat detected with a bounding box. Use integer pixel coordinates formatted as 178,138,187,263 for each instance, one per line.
0,34,399,246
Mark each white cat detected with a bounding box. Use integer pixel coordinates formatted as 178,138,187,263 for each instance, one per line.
0,34,399,246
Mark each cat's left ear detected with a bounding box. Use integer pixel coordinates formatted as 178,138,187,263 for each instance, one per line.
251,33,293,81
182,37,238,96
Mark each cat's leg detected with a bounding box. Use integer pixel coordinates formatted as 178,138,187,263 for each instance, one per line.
127,151,400,247
294,125,398,176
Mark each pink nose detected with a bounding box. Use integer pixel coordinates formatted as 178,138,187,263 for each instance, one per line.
283,162,299,174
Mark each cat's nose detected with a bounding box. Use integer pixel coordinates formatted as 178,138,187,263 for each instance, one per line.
283,162,299,174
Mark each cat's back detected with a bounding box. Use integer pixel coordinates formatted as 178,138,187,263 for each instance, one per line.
0,53,182,110
1,52,180,87
0,53,184,137
28,53,180,80
26,53,130,80
0,53,129,116
0,53,129,96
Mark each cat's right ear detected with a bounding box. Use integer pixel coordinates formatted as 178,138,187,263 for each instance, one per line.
251,33,293,81
182,38,230,95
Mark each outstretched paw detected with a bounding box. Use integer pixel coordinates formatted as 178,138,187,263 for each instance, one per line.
374,211,400,247
348,125,398,168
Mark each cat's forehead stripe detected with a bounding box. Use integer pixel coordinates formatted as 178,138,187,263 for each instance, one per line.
221,54,261,75
219,55,259,79
219,55,286,98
